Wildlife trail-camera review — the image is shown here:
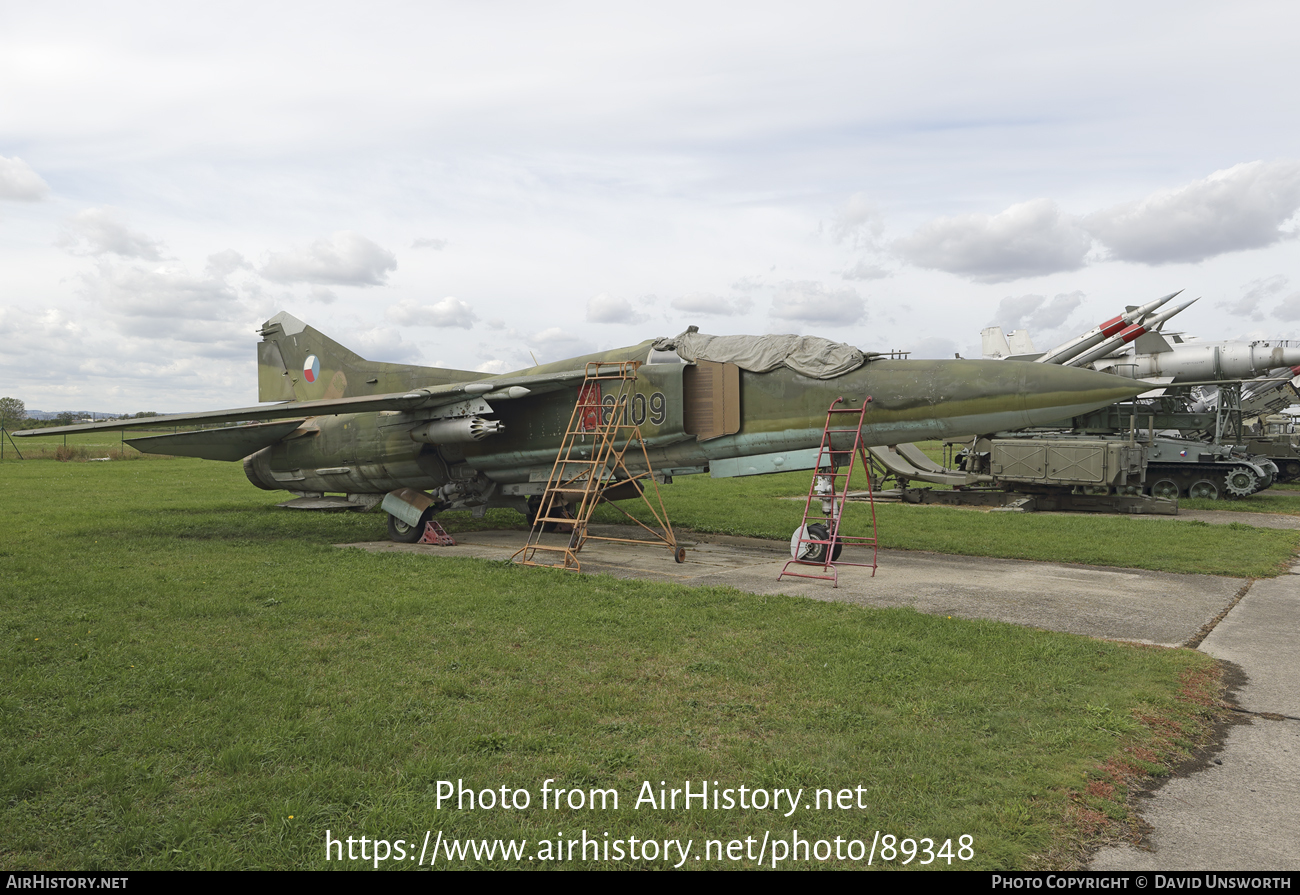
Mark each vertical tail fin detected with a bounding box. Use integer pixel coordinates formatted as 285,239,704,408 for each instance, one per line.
1007,329,1037,356
981,326,1011,359
258,312,367,402
256,311,484,403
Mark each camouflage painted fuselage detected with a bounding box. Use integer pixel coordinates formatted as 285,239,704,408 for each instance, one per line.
242,338,1146,512
23,312,1146,514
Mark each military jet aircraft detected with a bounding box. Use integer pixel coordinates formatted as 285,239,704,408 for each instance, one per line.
21,312,1146,542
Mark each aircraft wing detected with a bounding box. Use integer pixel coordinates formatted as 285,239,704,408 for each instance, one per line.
14,369,589,438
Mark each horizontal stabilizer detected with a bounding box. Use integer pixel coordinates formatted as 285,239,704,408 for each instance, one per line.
126,419,308,461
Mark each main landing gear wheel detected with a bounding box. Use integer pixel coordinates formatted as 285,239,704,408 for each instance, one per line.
790,523,843,563
1224,466,1260,498
674,546,686,563
526,496,574,532
1188,480,1220,500
388,508,433,543
1150,479,1180,500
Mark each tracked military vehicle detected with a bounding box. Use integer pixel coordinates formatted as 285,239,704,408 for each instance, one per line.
971,297,1298,501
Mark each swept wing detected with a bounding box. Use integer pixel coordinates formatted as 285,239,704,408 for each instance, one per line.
14,369,588,439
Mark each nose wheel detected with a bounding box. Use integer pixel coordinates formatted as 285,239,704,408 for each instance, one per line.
790,523,843,563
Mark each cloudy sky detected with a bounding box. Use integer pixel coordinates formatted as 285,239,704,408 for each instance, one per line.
4,1,1300,412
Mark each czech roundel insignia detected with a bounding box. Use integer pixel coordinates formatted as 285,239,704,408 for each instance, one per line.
303,355,320,383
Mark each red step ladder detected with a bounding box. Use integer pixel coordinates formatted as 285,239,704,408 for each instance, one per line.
778,397,878,587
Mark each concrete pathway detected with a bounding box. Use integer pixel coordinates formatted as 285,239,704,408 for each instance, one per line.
1090,569,1300,871
343,521,1300,870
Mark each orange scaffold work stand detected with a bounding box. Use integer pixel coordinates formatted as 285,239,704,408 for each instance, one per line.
778,396,879,587
513,360,683,572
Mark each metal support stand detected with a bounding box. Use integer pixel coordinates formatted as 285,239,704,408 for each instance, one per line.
779,397,879,587
514,361,682,572
0,427,23,460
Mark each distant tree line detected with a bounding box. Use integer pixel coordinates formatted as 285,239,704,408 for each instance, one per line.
0,399,164,430
0,397,26,428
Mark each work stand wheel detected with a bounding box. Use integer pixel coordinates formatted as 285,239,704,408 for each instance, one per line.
673,546,686,563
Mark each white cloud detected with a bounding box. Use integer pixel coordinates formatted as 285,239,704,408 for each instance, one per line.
1085,161,1300,265
307,286,338,304
587,292,648,324
991,291,1086,333
57,208,166,260
386,296,477,328
731,276,765,292
769,281,864,324
411,237,448,250
1223,275,1287,322
528,327,594,360
353,326,423,363
841,260,890,281
0,156,50,201
475,359,513,374
260,231,397,286
0,306,84,360
67,254,257,354
532,326,581,344
95,263,241,321
894,198,1092,283
204,249,249,278
909,336,959,359
671,292,753,316
827,193,884,249
1272,291,1300,322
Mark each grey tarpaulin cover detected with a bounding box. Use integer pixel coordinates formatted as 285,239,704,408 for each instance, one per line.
651,326,866,379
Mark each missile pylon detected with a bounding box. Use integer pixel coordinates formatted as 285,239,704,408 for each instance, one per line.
1035,290,1181,365
1065,298,1198,368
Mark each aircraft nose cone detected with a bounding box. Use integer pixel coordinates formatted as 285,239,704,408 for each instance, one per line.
864,359,1152,442
1016,363,1147,426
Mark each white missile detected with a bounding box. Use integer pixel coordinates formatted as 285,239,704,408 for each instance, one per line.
1065,299,1197,369
1094,341,1300,383
1035,291,1181,365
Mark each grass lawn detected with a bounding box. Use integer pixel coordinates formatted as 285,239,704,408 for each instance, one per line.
0,455,1244,869
1182,489,1300,515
